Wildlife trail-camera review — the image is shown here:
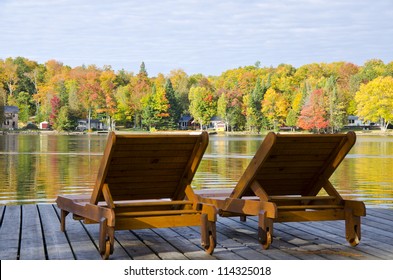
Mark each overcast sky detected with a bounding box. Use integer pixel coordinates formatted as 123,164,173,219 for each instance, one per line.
0,0,392,76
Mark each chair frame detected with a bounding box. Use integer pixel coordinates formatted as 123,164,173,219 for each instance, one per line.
56,131,216,259
195,131,366,249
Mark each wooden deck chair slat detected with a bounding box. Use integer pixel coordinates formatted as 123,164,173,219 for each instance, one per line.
106,168,185,177
115,136,199,144
113,143,196,151
258,166,321,174
173,132,209,201
304,132,356,196
110,156,191,165
90,132,117,205
229,132,277,199
112,149,194,157
108,162,187,171
105,174,182,184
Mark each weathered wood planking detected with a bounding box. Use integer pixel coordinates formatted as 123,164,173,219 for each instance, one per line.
0,205,21,260
19,205,46,260
1,205,393,260
38,204,74,260
215,219,300,260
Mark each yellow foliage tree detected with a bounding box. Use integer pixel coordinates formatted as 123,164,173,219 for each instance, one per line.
355,76,393,131
262,88,289,129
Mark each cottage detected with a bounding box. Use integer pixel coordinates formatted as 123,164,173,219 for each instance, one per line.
76,119,108,131
178,115,194,130
209,116,226,131
347,116,367,126
346,115,381,129
2,106,19,130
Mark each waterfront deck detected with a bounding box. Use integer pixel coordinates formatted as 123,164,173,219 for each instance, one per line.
1,204,392,260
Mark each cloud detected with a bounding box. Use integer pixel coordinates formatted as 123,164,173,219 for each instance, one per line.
0,0,392,75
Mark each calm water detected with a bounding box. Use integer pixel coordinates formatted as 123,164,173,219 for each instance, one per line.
0,133,392,208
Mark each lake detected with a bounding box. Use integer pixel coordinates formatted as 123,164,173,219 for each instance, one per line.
0,133,392,208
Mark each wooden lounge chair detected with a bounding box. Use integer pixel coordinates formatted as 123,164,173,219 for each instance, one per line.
56,131,216,259
195,131,365,249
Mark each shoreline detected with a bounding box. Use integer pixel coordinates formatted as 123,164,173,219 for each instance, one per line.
1,128,392,136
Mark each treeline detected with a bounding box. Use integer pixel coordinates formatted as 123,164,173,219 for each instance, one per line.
1,57,393,132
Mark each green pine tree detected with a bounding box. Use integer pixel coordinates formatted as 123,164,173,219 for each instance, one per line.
165,79,181,129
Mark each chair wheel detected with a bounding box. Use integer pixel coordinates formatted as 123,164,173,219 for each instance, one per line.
348,233,360,247
204,234,216,255
261,231,272,250
101,240,111,260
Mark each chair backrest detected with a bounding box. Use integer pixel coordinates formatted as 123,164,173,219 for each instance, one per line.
230,132,356,198
90,132,209,204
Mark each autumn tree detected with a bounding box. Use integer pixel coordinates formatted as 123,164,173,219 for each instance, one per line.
217,89,245,131
355,76,393,131
49,95,61,127
297,89,329,132
189,86,216,130
0,97,4,124
141,83,169,130
75,65,103,130
168,69,190,114
245,78,267,132
261,88,289,130
325,75,347,132
99,68,118,130
0,58,19,101
130,62,151,128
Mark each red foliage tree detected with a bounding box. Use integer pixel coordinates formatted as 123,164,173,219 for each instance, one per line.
297,89,329,131
49,95,61,126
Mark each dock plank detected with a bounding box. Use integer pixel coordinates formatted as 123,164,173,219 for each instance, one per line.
114,230,160,260
83,222,132,260
150,227,216,260
321,220,393,259
131,228,188,260
170,226,243,260
54,207,101,260
295,220,385,259
0,206,21,260
37,204,74,260
19,205,46,260
216,218,301,260
226,217,330,260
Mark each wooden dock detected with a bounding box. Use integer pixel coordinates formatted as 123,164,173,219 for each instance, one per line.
1,204,393,260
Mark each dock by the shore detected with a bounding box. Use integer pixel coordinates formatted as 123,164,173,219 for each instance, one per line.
1,204,392,260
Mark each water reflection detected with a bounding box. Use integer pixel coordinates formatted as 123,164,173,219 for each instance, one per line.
0,133,392,208
0,134,106,204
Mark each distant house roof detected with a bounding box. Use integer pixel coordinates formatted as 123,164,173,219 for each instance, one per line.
179,115,193,122
4,106,19,114
348,115,359,121
79,119,103,124
210,116,224,122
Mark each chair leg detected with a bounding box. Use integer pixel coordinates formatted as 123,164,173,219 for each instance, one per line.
60,210,69,232
258,210,273,249
345,209,361,246
99,218,115,260
201,213,216,255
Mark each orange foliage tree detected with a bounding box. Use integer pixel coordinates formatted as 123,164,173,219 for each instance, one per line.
297,89,329,132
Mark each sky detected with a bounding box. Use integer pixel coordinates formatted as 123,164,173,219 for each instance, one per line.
0,0,392,76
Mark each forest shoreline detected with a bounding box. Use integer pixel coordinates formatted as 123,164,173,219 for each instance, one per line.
1,128,392,136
